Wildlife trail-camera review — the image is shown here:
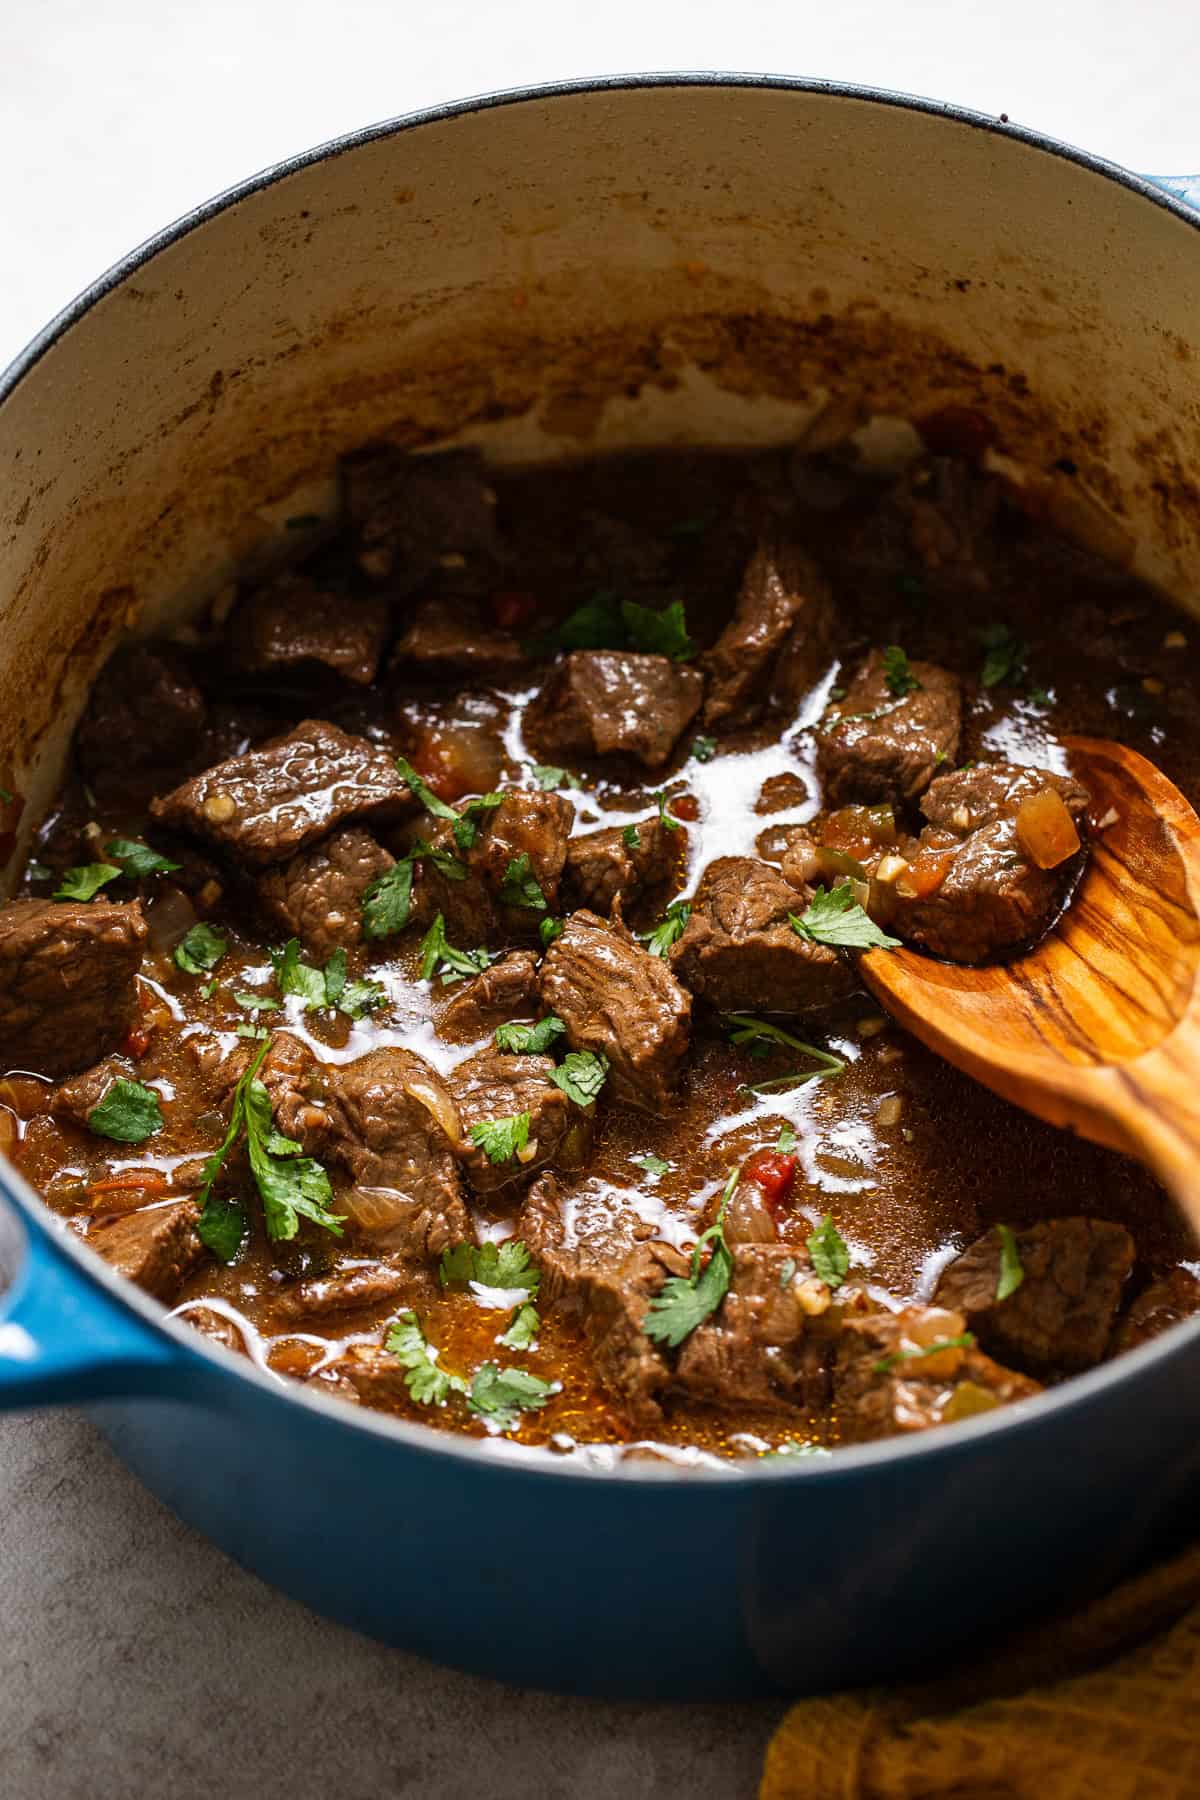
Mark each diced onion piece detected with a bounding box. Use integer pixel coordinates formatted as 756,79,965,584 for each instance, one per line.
902,1306,965,1350
874,852,910,885
1016,788,1081,870
339,1186,416,1235
876,1095,904,1126
794,1274,832,1317
145,887,198,954
402,1078,461,1145
723,1179,779,1246
516,1134,539,1165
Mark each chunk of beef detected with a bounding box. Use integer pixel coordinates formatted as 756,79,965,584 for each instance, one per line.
277,1261,411,1322
392,596,524,679
448,1049,588,1197
563,817,682,916
76,645,207,783
417,788,574,947
669,856,856,1015
342,446,500,589
538,910,691,1111
320,1048,469,1261
0,900,146,1079
203,1030,333,1154
151,719,413,867
816,650,961,807
935,1218,1134,1373
702,538,834,727
229,573,390,687
88,1199,205,1302
518,1174,681,1427
900,457,1002,587
673,1244,836,1413
884,762,1088,963
532,652,704,770
256,826,395,960
51,1058,132,1131
438,951,540,1041
833,1305,1041,1443
1111,1269,1200,1355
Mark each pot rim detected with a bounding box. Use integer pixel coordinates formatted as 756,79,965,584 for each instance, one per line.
3,70,1198,1486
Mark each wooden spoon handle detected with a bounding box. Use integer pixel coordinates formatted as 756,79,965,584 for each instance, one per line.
1104,1022,1200,1237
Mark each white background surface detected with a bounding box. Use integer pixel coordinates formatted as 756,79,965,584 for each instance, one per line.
1,5,1197,1796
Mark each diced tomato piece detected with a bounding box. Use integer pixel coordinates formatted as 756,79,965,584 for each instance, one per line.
490,590,538,631
122,1026,153,1059
671,793,700,822
85,1170,171,1198
896,849,955,900
917,405,996,463
741,1149,799,1210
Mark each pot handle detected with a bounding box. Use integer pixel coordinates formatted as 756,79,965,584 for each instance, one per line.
0,1197,185,1408
1143,174,1200,210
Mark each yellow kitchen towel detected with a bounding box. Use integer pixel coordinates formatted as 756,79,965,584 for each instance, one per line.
761,1541,1200,1799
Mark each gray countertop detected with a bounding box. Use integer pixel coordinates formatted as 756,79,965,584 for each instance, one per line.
0,1411,775,1799
1,5,1192,1793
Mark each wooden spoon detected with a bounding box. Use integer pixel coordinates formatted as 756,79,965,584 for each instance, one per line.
859,737,1200,1230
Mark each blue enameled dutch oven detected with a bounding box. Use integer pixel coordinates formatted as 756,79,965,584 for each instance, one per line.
2,76,1200,1700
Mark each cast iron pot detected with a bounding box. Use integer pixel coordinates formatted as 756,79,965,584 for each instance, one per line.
1,76,1199,1700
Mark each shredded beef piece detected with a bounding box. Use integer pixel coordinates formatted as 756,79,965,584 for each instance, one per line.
416,788,574,947
342,445,500,589
88,1200,205,1302
256,826,395,960
563,817,682,917
0,900,146,1079
277,1262,411,1321
538,910,691,1111
392,596,525,679
532,651,704,770
817,650,961,807
935,1218,1134,1373
438,952,540,1041
670,856,856,1015
77,646,207,784
229,573,390,687
703,538,834,727
151,719,413,866
886,762,1088,963
1111,1269,1200,1354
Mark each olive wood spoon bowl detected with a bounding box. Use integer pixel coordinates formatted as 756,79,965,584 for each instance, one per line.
859,737,1200,1232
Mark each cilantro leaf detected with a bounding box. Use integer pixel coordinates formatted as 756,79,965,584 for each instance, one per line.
994,1223,1025,1301
979,622,1029,689
873,1332,976,1374
806,1215,849,1290
882,644,920,698
499,852,547,912
235,1022,269,1040
643,1170,737,1347
642,899,690,959
409,835,466,881
690,735,717,763
234,990,280,1013
418,913,492,985
724,1015,845,1090
341,976,388,1020
654,791,683,831
452,792,504,852
790,886,901,951
105,838,182,879
322,947,347,1008
467,1362,557,1430
530,765,581,792
271,938,327,1010
174,922,228,975
394,756,459,821
53,863,120,902
243,1078,343,1242
549,1051,609,1106
530,590,625,655
776,1124,798,1153
494,1015,567,1055
87,1078,163,1144
385,1310,466,1407
779,1256,797,1289
539,917,564,949
497,1303,540,1351
362,860,415,939
621,597,695,661
635,1153,670,1178
468,1113,531,1165
196,1034,272,1259
439,1238,540,1296
622,824,642,850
